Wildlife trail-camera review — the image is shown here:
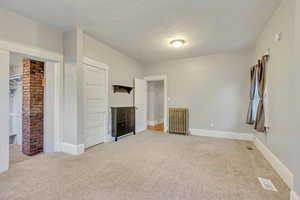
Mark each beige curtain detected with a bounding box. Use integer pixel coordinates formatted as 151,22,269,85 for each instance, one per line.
254,55,269,132
246,66,257,125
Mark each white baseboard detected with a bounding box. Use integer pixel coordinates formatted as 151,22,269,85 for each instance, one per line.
61,143,85,155
254,137,294,189
136,128,147,133
291,191,300,200
0,163,8,173
148,119,164,126
158,118,164,124
105,135,114,142
147,121,156,126
190,129,254,141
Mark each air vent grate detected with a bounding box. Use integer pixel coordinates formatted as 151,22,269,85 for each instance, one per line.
258,177,278,192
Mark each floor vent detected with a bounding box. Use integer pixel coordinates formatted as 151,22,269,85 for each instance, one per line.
258,177,278,192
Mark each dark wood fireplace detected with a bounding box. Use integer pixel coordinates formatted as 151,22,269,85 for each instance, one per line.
111,107,135,141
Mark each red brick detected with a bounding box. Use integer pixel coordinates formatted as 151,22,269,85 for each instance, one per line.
22,59,44,156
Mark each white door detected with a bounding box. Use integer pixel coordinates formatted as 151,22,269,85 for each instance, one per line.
84,64,107,148
134,78,147,132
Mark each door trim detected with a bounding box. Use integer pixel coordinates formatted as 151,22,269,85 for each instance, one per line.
82,57,109,146
0,40,63,172
134,78,148,133
144,75,168,132
83,57,109,70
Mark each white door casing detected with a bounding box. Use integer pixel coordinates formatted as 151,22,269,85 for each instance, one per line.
0,40,63,172
83,58,108,148
0,49,9,173
144,75,168,132
134,78,147,132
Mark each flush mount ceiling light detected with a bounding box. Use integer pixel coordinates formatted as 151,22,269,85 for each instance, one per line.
170,39,185,48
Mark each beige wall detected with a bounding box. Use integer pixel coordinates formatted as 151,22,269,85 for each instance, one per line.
147,81,164,123
144,49,252,133
291,0,300,194
252,0,300,193
0,9,63,53
289,0,300,194
252,0,294,167
83,34,144,107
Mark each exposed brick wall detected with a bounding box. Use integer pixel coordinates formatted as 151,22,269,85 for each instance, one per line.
22,59,44,156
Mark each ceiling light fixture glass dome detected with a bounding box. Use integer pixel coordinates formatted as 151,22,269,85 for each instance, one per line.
170,39,185,48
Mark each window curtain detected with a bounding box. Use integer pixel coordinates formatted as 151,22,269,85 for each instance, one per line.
254,55,269,132
246,65,257,125
263,57,270,130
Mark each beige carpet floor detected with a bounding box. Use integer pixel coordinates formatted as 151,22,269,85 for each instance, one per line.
9,144,32,166
1,131,289,200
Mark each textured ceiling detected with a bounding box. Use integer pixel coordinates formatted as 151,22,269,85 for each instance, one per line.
0,0,281,63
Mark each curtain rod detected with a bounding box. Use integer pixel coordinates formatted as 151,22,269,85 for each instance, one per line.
251,49,270,68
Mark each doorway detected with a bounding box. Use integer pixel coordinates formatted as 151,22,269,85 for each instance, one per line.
147,81,164,131
0,43,63,172
144,75,168,132
9,54,46,165
7,52,62,167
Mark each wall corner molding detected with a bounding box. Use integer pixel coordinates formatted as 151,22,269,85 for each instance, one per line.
61,143,85,155
254,137,294,189
190,129,254,141
291,191,300,200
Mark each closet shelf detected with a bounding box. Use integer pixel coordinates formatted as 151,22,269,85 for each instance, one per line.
9,132,17,137
9,113,21,117
9,74,22,81
113,85,134,94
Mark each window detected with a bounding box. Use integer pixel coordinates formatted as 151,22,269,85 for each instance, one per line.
252,74,260,122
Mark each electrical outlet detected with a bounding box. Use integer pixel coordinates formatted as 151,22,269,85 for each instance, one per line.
274,32,282,42
210,122,214,127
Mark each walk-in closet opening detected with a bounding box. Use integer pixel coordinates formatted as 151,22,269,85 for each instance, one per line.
9,54,46,165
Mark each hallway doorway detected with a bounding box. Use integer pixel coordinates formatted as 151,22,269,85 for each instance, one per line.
147,80,164,132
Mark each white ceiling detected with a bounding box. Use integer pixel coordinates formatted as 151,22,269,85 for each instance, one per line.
0,0,281,63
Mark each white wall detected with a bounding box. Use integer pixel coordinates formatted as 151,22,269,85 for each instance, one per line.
0,9,63,54
144,49,252,133
83,34,144,107
147,81,164,124
44,61,56,152
291,0,300,194
0,50,9,172
62,28,84,146
252,0,300,193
